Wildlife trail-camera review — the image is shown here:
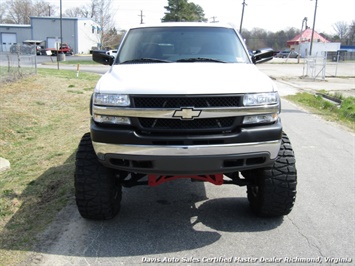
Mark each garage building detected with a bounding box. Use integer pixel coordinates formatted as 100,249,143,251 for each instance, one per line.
0,16,101,54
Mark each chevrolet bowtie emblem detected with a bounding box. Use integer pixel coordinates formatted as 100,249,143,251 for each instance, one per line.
173,108,201,120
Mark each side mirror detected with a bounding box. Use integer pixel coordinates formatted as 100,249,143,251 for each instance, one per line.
251,48,274,64
92,50,114,66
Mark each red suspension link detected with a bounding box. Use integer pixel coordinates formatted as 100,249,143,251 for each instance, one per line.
148,174,224,186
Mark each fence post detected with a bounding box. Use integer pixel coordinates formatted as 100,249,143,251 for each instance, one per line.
7,54,10,73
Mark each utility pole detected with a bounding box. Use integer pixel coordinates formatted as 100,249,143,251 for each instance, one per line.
298,17,308,63
300,17,308,38
57,0,63,69
309,0,318,56
239,0,247,34
210,16,219,23
304,17,308,29
138,10,144,24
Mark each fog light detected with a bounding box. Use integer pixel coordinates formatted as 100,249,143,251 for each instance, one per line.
94,114,131,125
243,113,278,124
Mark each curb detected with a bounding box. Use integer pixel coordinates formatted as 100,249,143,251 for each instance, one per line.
0,157,10,173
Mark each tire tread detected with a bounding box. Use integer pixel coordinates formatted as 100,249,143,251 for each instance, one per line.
74,133,122,220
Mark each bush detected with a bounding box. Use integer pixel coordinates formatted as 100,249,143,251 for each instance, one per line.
340,97,355,121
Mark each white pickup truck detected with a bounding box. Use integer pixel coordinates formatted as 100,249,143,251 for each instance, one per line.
75,22,297,220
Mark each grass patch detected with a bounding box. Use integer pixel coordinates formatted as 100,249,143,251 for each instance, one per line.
60,59,100,65
68,90,84,94
0,69,99,265
42,58,100,66
286,92,355,131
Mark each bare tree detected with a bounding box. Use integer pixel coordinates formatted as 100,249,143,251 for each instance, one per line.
3,0,56,24
96,0,117,48
104,28,126,49
64,7,86,18
348,20,355,45
332,21,349,41
65,0,98,18
32,0,56,16
6,0,33,24
64,0,117,48
0,5,7,23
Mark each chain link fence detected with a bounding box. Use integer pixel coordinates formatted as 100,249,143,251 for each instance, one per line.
0,44,37,84
302,53,327,80
302,51,355,80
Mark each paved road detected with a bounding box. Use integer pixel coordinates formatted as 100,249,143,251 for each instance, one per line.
21,77,354,265
258,61,355,98
36,55,110,74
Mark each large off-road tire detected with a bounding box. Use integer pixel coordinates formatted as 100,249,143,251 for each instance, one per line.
243,132,297,217
75,133,122,220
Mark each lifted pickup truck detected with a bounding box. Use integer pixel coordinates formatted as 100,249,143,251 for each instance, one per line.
75,23,297,220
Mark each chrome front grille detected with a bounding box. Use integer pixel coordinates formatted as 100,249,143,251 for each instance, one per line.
132,95,242,108
132,95,242,134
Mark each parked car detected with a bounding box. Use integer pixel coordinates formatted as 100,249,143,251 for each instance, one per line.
275,50,299,58
36,45,46,55
106,50,117,58
46,43,73,56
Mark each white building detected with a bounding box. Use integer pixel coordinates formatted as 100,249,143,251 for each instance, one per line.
0,17,101,54
287,28,340,57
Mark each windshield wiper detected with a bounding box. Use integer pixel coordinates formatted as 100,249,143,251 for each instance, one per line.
176,57,226,63
121,58,171,64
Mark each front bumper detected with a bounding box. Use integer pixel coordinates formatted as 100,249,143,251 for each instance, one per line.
91,119,282,175
93,140,280,175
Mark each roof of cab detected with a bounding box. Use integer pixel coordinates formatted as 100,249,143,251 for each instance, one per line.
128,22,236,30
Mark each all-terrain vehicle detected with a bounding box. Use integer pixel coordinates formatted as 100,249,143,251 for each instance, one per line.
75,23,297,220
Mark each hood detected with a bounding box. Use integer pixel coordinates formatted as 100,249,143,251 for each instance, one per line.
95,63,276,95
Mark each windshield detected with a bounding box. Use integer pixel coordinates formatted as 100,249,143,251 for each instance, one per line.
117,26,250,64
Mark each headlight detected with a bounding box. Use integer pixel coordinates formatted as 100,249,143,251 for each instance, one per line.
243,92,278,106
94,93,130,106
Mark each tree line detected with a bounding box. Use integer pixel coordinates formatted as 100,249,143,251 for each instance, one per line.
1,0,354,50
241,24,355,51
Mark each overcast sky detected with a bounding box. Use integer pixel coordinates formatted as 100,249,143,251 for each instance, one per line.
50,0,354,34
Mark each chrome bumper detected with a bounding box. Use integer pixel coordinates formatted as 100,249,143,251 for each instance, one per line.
93,140,281,174
93,139,281,174
93,140,281,160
